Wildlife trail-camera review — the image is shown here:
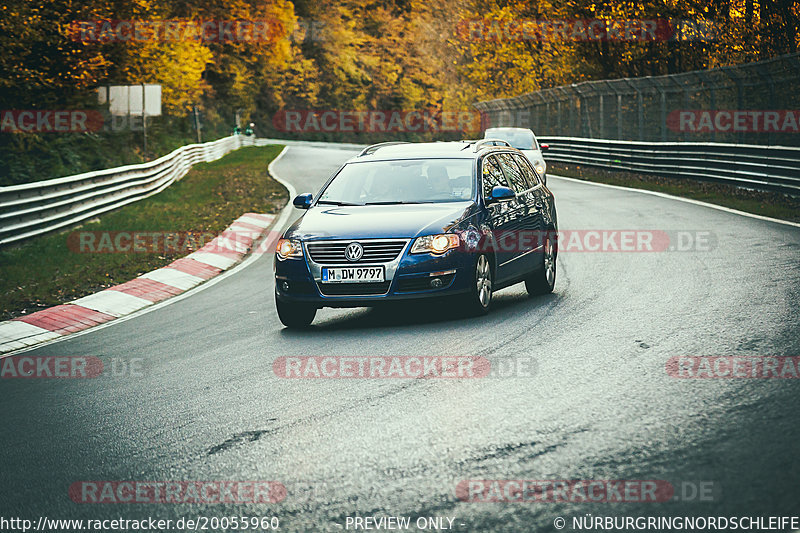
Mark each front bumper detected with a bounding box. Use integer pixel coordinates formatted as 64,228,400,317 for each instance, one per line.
274,241,473,308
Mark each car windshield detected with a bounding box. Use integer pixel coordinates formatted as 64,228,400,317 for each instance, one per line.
485,130,536,150
317,159,474,205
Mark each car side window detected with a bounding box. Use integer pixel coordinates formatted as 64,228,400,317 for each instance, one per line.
497,153,529,193
511,153,540,187
482,155,509,199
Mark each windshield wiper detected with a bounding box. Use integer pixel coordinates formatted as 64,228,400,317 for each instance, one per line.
363,201,424,205
316,200,364,206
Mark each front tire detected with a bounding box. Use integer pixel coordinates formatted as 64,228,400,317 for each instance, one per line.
462,253,493,316
525,232,556,296
276,297,316,328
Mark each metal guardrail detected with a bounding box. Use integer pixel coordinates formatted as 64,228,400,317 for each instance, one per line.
474,53,800,146
0,135,260,246
538,136,800,196
7,134,792,248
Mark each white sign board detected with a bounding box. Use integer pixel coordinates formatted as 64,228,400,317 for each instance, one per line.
98,85,162,116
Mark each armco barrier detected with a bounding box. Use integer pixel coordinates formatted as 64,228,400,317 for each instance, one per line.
538,136,800,195
0,135,261,246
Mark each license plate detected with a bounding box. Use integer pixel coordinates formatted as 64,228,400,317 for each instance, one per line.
322,266,385,283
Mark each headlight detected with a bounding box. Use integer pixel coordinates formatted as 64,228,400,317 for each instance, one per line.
276,238,303,260
534,161,545,175
411,234,460,255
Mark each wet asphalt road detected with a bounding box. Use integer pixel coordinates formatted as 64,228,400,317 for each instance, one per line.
1,144,799,532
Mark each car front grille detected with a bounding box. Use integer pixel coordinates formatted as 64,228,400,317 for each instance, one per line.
317,281,392,296
306,240,407,264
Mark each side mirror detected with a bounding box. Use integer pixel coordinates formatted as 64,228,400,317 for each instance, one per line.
540,143,549,151
293,193,313,209
489,185,516,203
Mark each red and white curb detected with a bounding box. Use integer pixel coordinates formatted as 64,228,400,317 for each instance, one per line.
0,212,275,355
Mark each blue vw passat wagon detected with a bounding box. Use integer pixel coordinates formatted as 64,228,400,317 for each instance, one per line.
274,140,558,328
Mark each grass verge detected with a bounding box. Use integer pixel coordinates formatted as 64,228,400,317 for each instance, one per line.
548,162,800,223
0,145,286,321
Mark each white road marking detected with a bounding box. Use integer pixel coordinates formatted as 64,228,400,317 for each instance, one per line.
140,268,205,291
187,252,239,270
226,224,261,234
0,321,61,352
207,235,249,254
68,291,152,317
238,215,273,228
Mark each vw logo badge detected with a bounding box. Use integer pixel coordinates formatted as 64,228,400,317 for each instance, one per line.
345,242,364,262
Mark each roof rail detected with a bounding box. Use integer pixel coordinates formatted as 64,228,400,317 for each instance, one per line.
357,141,410,157
471,139,512,152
